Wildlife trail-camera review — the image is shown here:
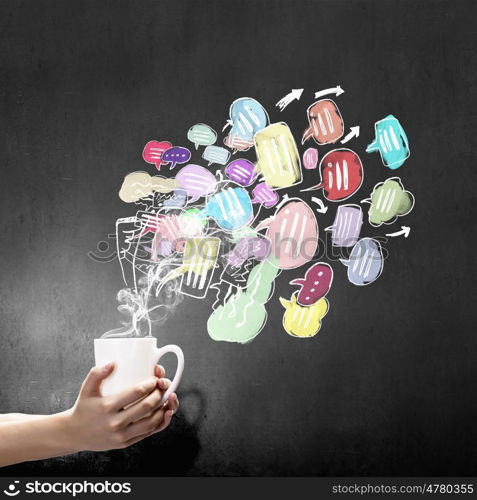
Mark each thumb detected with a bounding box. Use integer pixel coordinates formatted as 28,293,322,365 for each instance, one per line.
80,363,115,397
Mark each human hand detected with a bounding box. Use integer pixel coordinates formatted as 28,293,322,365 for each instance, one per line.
64,363,179,452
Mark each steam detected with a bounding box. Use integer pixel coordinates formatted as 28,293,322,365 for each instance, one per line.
102,259,183,338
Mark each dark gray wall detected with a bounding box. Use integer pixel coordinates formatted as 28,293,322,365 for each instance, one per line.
0,0,476,476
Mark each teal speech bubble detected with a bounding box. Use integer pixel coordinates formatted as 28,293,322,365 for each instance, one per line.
187,123,217,150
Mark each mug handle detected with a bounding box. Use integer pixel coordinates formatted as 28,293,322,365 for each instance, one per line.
154,344,184,406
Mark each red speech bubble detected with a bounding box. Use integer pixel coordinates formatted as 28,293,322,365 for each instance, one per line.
302,148,364,202
290,262,333,306
142,140,172,171
302,99,344,145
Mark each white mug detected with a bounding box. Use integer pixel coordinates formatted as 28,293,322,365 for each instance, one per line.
94,337,184,406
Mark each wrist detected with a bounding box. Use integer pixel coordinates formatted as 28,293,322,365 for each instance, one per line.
54,408,83,454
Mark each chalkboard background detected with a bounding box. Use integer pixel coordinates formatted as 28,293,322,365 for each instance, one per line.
1,0,476,476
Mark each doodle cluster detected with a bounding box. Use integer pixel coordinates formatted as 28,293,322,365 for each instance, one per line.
102,86,414,342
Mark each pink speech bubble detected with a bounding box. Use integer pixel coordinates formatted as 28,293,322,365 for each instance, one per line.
290,262,333,306
142,140,172,171
257,197,318,269
303,148,319,170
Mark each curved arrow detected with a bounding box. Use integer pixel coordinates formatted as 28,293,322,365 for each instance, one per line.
311,197,328,214
340,126,360,144
386,226,411,238
314,85,344,99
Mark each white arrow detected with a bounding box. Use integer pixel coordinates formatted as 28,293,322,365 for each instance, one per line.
314,85,344,99
222,119,233,132
340,126,360,144
386,226,411,238
275,88,304,112
215,170,224,182
311,197,328,214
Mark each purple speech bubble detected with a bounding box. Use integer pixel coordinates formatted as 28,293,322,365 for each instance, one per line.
325,204,363,247
225,158,257,187
162,146,191,170
303,147,319,170
251,182,279,208
176,164,217,203
226,236,271,268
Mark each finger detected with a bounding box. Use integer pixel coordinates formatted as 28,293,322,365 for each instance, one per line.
119,388,163,424
167,393,179,414
155,409,174,433
109,377,159,410
121,429,154,448
154,365,165,379
122,407,174,447
80,363,115,397
122,407,166,441
157,378,171,392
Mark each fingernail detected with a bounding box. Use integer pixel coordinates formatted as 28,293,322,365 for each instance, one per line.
103,362,114,372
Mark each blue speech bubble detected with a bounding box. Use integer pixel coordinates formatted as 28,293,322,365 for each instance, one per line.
366,115,410,169
228,97,269,143
202,145,231,166
163,189,188,210
340,238,383,286
200,184,253,231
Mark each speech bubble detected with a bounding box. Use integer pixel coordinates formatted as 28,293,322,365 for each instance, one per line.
199,182,253,231
163,189,188,210
303,147,319,170
226,235,272,268
202,145,231,166
142,140,172,170
138,206,206,259
187,123,217,149
325,204,363,247
366,115,410,169
340,238,384,286
290,262,333,306
225,158,257,186
207,259,280,343
257,197,318,269
140,212,180,258
254,122,302,189
154,237,221,298
251,182,279,208
175,164,217,203
223,134,254,151
118,171,177,203
302,148,363,202
225,97,269,151
302,99,344,145
179,237,221,298
279,293,329,338
363,177,414,227
161,146,191,170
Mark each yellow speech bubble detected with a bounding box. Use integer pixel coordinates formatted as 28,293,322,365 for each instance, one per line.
156,237,221,290
279,292,329,338
254,122,302,189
